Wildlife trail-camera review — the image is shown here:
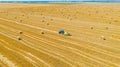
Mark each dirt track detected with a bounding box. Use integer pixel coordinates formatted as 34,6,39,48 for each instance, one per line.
0,3,120,67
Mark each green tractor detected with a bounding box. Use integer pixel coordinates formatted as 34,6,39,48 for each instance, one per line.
58,29,71,36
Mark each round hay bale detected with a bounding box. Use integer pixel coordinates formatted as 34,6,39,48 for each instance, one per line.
101,36,106,40
46,23,49,25
105,27,108,30
109,22,111,24
43,17,45,19
42,20,45,22
20,20,22,22
90,26,94,29
17,36,22,40
50,19,53,21
14,17,17,19
27,16,29,18
41,14,43,15
41,31,44,34
19,31,23,34
70,18,72,20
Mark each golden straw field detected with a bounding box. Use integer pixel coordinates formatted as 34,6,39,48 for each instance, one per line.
0,3,120,67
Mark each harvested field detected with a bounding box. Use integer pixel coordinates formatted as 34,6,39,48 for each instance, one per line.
0,3,120,67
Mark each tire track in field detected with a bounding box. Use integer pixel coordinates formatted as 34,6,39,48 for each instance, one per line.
0,38,50,67
0,18,120,66
0,31,73,67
